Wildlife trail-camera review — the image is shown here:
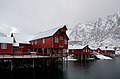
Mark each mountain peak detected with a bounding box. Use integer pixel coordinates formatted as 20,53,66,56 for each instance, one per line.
69,11,120,47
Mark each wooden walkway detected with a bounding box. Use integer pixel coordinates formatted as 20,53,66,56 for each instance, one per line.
0,52,66,71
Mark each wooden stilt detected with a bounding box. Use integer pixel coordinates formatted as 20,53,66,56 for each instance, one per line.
42,48,44,55
11,59,13,71
33,59,34,69
81,54,83,60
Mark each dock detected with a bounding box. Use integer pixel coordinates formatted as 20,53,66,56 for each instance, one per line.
0,53,67,71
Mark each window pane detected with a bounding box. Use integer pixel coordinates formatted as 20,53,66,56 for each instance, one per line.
43,38,45,43
1,43,7,49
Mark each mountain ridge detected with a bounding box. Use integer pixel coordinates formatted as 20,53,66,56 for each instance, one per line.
69,12,120,47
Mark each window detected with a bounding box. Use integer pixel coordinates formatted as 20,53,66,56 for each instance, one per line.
35,40,37,45
1,43,7,49
55,37,58,43
98,50,100,53
86,49,87,52
72,50,74,52
60,36,63,40
31,41,33,45
64,39,67,44
43,38,45,43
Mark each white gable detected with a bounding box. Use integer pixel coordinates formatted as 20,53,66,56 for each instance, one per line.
99,47,114,51
0,37,13,43
68,45,85,49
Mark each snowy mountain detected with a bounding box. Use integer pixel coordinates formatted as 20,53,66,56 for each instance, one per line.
69,12,120,47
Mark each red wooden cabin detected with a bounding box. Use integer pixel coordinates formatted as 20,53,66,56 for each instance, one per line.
0,37,13,54
96,47,115,56
68,45,84,55
68,45,94,60
29,25,69,56
69,45,94,55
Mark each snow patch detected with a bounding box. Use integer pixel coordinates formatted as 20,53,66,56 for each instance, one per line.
95,53,112,60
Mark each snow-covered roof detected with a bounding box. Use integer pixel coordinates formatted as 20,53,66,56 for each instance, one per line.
99,47,115,51
0,32,7,37
31,26,65,41
13,33,34,44
88,45,97,50
68,45,85,49
0,37,13,43
66,27,72,38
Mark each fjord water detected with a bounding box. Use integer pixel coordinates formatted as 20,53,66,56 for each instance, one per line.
1,57,120,79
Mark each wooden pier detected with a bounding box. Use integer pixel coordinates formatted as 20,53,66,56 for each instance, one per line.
0,53,66,70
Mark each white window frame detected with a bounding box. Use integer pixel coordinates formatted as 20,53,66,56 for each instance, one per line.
72,50,74,52
43,38,45,43
1,43,7,49
55,37,58,43
31,41,34,45
64,39,67,44
35,40,37,45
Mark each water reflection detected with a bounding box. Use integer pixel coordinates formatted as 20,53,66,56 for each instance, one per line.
0,57,120,79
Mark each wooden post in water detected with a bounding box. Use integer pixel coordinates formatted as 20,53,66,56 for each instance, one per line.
81,54,83,60
33,59,34,69
11,59,13,71
85,55,86,60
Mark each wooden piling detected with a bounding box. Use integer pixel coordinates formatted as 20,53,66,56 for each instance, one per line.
32,59,34,69
11,59,13,71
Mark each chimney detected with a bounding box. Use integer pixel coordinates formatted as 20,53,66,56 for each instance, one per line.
105,46,107,49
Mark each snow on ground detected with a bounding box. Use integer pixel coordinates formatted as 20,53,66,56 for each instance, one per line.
95,53,112,60
115,51,120,55
0,55,51,59
63,56,78,61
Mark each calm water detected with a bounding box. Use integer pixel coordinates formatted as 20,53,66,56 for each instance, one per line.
1,57,120,79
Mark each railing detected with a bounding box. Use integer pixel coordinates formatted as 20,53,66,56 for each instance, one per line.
0,52,65,59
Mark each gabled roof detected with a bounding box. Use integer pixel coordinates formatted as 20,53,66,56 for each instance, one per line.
68,45,85,49
12,33,34,44
0,37,13,43
31,25,67,41
68,45,97,50
84,45,97,50
99,47,114,51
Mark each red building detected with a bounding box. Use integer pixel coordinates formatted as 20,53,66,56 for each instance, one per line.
29,25,69,56
96,47,115,57
0,37,13,54
11,33,33,54
69,44,115,60
69,45,94,60
69,45,84,55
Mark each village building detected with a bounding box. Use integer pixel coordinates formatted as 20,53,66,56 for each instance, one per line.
68,45,95,60
96,47,115,57
29,25,69,56
11,33,33,54
0,37,13,54
11,25,69,56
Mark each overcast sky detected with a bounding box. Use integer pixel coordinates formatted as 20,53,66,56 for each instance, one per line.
0,0,120,35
